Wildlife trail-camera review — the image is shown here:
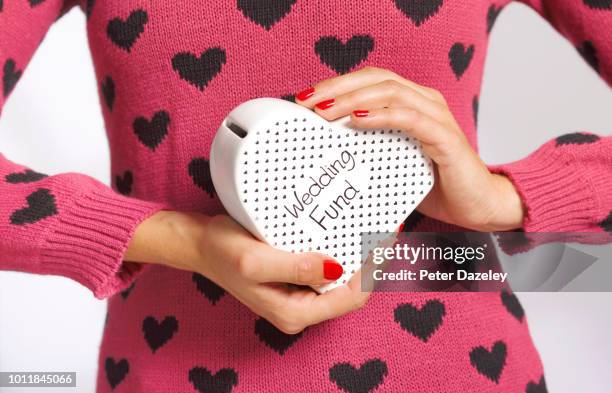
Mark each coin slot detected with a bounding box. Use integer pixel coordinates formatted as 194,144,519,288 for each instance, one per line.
225,119,248,138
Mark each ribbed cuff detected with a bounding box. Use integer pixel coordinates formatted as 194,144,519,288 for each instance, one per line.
489,143,598,233
39,186,167,299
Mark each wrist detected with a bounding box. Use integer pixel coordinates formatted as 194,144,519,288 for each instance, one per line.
486,174,525,231
125,210,211,272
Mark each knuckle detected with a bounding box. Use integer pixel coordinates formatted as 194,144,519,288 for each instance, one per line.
342,89,359,103
236,253,257,278
428,88,446,103
294,258,314,283
381,79,401,93
430,102,448,119
273,313,305,334
404,108,421,124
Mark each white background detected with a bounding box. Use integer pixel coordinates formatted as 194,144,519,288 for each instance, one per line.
1,4,611,392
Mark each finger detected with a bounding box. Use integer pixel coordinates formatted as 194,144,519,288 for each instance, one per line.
295,66,437,108
242,247,345,286
313,80,445,122
348,107,460,154
300,268,371,326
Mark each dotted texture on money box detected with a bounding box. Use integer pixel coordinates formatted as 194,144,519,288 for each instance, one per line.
210,98,434,292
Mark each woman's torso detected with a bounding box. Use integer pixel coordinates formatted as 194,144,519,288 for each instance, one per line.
81,1,545,391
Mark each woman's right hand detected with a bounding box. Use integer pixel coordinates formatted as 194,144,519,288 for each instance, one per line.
125,211,370,334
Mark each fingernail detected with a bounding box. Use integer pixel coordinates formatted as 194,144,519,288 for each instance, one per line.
315,99,335,110
296,87,315,101
353,110,369,118
398,223,405,232
323,260,344,280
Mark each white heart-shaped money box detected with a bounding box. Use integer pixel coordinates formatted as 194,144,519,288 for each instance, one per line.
210,98,434,292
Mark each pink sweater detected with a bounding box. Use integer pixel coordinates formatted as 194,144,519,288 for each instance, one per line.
1,0,611,391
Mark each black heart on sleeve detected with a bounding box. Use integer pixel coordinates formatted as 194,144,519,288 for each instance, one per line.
555,132,600,146
583,0,612,11
5,169,47,184
10,189,58,225
599,211,612,233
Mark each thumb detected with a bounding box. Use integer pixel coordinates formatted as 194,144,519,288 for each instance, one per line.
250,248,344,286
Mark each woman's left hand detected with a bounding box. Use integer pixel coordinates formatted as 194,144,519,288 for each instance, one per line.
295,66,524,232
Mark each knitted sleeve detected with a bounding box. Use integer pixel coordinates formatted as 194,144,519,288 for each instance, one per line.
0,0,167,298
490,0,612,240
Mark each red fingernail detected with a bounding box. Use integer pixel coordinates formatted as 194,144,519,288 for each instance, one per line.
296,87,315,101
315,99,335,110
398,223,405,232
353,110,369,118
323,260,344,280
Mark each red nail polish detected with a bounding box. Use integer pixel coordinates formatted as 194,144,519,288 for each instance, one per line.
315,99,335,110
323,260,344,280
353,110,369,118
398,223,405,232
296,87,315,101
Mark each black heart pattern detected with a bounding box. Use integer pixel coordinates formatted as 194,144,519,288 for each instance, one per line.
496,229,534,251
105,357,129,389
188,367,238,393
555,132,600,146
237,0,297,30
188,158,216,197
86,0,95,18
501,290,524,322
314,35,375,74
599,211,612,233
400,211,425,232
469,340,507,383
393,299,445,342
280,93,296,102
192,273,225,304
101,76,115,111
577,41,600,73
449,43,474,79
133,110,170,150
5,169,47,184
142,316,179,353
255,317,303,355
3,59,22,97
28,0,45,7
107,9,148,52
526,376,548,393
472,95,479,128
10,189,58,225
487,4,503,33
329,359,388,393
120,282,135,299
172,48,227,91
583,0,612,10
394,0,443,26
115,170,133,195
